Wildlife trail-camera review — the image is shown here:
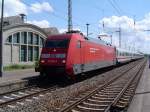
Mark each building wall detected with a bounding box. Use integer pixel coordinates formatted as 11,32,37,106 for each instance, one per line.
3,45,11,65
12,45,19,63
3,25,47,66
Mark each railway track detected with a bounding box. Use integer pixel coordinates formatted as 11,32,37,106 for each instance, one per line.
59,59,146,112
0,59,145,111
0,85,58,108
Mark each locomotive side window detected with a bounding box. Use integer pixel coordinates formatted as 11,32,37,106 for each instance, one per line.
45,39,70,48
77,40,81,48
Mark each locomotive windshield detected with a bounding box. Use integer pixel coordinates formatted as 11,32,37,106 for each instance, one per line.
45,39,70,48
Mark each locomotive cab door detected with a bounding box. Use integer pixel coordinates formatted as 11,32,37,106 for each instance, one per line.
80,40,85,73
76,40,85,74
73,39,85,75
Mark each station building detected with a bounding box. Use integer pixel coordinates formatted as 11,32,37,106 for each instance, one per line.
2,15,59,66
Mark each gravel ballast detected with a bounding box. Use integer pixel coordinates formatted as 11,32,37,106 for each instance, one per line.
1,61,140,112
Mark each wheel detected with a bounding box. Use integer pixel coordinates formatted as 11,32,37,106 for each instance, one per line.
62,74,76,84
39,71,47,79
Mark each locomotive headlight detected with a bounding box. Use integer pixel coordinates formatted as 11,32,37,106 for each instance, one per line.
41,60,45,63
62,60,66,63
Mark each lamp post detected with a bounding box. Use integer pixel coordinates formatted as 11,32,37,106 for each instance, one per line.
86,23,89,37
0,0,4,77
68,0,72,32
116,27,121,48
110,35,112,45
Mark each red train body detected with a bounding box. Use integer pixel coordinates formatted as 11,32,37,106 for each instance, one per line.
38,33,116,79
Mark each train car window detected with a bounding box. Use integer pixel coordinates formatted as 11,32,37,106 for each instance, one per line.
116,50,118,56
120,52,121,56
45,39,70,48
77,40,81,48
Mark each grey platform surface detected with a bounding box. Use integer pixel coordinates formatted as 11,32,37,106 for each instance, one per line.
128,61,150,112
0,69,39,84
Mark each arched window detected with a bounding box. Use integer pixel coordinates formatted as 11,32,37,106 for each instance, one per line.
33,33,39,45
21,32,27,44
28,32,33,44
6,31,45,62
34,47,39,61
40,37,44,47
28,46,33,61
20,45,27,62
13,32,20,43
6,35,12,43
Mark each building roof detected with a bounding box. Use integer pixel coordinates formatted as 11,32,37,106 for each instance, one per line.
3,23,48,36
3,16,24,26
2,15,59,36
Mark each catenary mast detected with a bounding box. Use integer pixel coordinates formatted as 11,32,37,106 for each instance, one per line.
68,0,73,32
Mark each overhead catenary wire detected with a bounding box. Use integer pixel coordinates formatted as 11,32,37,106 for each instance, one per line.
21,1,106,36
112,0,124,14
23,1,87,31
22,0,98,32
107,0,122,16
29,0,100,33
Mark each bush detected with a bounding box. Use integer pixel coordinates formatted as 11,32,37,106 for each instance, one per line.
4,64,35,71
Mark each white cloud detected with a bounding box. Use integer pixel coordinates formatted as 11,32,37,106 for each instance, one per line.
27,20,50,28
0,1,54,16
0,0,27,17
100,16,135,31
30,2,53,13
99,14,150,54
59,29,67,33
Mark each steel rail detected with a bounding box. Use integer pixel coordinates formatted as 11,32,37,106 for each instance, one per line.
104,60,146,112
113,60,146,111
0,86,58,107
59,60,143,112
0,85,37,96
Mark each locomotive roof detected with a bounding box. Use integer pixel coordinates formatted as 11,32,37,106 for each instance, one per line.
47,33,114,47
87,36,113,47
47,33,73,39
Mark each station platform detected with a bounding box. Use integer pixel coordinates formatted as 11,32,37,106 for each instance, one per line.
0,69,39,85
128,61,150,112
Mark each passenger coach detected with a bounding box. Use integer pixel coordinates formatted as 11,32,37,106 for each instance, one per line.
116,47,143,63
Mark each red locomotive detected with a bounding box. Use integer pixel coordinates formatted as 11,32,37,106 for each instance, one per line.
36,31,143,79
37,32,116,79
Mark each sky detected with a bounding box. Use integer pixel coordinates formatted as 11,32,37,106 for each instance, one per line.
1,0,150,54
